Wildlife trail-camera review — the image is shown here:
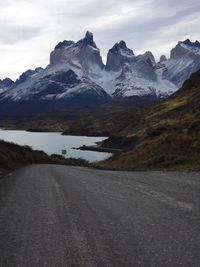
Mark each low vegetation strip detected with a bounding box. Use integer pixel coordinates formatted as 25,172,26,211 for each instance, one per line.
0,140,88,174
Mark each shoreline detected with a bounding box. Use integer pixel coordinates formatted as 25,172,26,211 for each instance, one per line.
74,144,121,154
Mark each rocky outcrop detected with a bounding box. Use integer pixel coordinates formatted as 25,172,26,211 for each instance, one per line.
182,39,200,49
106,41,135,72
170,42,190,60
15,68,43,85
0,78,14,90
50,31,104,71
55,40,74,50
140,51,156,66
76,31,97,48
159,55,167,62
164,39,200,87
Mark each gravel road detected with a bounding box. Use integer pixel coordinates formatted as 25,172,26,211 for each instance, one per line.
0,165,200,266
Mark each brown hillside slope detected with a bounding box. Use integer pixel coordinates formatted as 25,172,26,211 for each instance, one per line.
100,70,200,170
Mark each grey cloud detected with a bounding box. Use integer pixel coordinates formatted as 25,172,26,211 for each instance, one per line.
66,0,143,17
0,0,199,79
89,0,200,56
0,24,43,44
47,0,200,50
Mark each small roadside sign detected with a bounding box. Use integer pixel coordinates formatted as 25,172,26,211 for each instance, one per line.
62,149,67,155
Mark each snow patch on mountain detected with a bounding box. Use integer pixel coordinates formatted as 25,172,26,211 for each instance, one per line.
0,78,14,93
160,39,200,87
0,34,199,108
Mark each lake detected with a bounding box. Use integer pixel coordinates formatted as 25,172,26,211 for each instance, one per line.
0,130,112,162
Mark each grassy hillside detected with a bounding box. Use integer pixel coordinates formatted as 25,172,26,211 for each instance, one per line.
98,70,200,170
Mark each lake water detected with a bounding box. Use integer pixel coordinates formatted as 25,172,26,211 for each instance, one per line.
0,130,112,162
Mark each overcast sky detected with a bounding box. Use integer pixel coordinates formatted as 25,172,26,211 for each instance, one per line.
0,0,200,80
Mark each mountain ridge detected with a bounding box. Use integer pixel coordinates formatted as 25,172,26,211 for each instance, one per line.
0,33,200,115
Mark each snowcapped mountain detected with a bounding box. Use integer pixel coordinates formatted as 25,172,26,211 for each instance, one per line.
106,41,135,72
160,39,200,87
0,32,199,115
0,32,110,114
0,78,14,93
15,68,43,86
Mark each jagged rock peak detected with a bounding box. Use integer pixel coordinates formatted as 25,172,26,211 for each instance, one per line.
16,68,43,85
119,40,127,48
55,40,74,50
77,31,97,48
143,51,155,62
106,41,134,72
109,40,134,55
0,78,14,89
160,55,167,62
182,39,200,48
171,39,200,59
137,51,156,67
